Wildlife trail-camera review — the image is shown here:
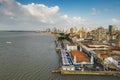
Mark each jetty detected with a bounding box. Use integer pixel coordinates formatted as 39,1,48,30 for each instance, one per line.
60,70,120,77
52,70,61,73
52,69,120,77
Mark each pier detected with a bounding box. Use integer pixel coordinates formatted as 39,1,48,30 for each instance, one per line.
52,69,61,73
52,70,120,77
60,70,120,77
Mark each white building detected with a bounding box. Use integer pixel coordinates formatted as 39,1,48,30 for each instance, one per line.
61,50,70,66
104,57,120,68
62,65,75,71
66,44,77,51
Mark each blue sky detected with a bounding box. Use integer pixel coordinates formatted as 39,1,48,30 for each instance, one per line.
16,0,120,27
0,0,120,30
16,0,120,18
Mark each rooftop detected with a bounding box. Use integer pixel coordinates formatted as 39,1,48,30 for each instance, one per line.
94,50,109,59
84,44,110,48
67,44,77,46
83,43,120,51
94,50,108,55
101,54,109,59
70,50,90,63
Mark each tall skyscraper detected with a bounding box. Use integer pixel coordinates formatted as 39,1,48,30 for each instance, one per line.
109,25,118,40
109,25,118,35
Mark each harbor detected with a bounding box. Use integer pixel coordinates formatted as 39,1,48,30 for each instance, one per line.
53,36,120,77
0,31,120,80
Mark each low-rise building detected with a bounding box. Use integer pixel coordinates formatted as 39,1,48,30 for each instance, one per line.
80,43,110,58
116,34,120,47
94,50,109,63
70,50,94,67
66,44,77,51
110,51,120,68
61,50,70,66
62,65,75,71
94,50,108,58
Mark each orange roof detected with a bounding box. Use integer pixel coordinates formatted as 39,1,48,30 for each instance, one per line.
94,50,107,55
109,46,119,51
70,50,90,62
68,44,76,46
94,51,105,55
101,54,109,59
94,50,109,59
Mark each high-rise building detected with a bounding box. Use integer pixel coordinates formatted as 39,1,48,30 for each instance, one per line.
96,27,107,41
70,27,78,34
70,27,74,34
90,27,107,42
109,25,113,35
109,25,118,40
78,28,87,39
109,25,118,35
116,34,120,47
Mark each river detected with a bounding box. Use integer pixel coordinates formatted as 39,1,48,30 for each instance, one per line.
0,31,119,80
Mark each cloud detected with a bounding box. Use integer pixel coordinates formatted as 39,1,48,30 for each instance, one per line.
105,18,120,27
0,0,94,30
91,8,97,16
111,18,120,23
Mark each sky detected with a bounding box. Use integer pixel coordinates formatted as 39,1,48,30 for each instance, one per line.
0,0,120,30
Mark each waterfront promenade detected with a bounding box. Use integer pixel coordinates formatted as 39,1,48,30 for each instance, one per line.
52,69,120,77
60,70,120,77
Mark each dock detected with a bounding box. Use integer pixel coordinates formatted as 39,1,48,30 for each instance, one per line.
52,69,61,73
61,70,120,77
52,69,120,77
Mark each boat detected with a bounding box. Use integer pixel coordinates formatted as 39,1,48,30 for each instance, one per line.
6,41,12,44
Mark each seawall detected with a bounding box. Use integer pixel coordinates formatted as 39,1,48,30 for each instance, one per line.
60,70,120,77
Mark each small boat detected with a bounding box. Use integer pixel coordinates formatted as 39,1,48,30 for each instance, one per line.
6,41,12,44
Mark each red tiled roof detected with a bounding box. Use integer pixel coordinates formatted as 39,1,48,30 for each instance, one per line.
101,54,109,59
70,50,90,62
94,51,105,55
94,50,109,59
68,44,76,46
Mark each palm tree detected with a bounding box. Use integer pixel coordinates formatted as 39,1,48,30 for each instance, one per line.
57,33,71,41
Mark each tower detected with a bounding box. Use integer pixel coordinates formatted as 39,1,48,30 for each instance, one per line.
109,25,117,40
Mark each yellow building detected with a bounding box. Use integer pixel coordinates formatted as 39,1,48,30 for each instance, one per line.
78,29,87,38
116,34,120,47
70,27,78,34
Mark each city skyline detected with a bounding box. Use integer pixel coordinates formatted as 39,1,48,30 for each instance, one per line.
0,0,120,30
